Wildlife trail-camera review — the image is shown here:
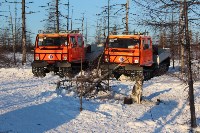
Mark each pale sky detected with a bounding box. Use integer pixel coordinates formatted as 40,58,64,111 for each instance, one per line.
0,0,145,43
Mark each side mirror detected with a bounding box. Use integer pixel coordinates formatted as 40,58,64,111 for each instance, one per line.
65,42,68,45
31,49,34,53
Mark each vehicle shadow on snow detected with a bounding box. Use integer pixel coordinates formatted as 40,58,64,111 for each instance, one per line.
0,75,55,87
0,91,100,133
144,88,172,100
138,99,188,132
168,65,181,74
197,117,200,127
138,100,177,130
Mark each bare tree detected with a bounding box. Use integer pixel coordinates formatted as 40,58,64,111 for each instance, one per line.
131,0,199,128
0,0,34,65
22,0,26,65
42,0,67,32
184,0,197,128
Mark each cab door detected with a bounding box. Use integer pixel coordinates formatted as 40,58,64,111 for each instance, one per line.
140,38,153,66
69,35,79,62
76,35,85,62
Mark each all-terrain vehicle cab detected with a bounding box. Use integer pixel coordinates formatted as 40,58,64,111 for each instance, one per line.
101,34,170,80
32,31,85,77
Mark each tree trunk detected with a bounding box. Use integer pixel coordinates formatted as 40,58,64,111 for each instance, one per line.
56,0,59,33
179,1,185,74
170,10,175,69
184,0,197,128
22,0,26,65
125,0,129,35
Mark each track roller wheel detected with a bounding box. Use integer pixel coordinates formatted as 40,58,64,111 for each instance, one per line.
32,67,46,77
59,67,72,78
143,70,153,81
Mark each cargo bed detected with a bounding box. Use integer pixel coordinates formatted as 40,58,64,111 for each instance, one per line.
153,48,170,65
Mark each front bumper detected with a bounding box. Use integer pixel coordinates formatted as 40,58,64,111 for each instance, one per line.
31,61,48,67
31,61,71,68
100,63,142,71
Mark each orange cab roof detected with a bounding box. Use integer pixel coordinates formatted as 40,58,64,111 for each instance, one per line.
37,33,68,38
108,34,151,39
37,33,82,38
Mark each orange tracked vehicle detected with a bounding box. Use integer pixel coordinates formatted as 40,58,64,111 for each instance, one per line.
101,34,170,80
32,31,86,77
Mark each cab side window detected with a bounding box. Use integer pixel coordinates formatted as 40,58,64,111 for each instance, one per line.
77,36,83,47
142,39,146,49
143,39,150,50
148,39,151,48
70,36,76,47
142,40,145,47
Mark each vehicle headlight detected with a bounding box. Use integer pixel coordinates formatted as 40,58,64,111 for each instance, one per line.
63,56,67,60
35,55,39,60
134,59,139,63
134,57,139,63
62,54,67,60
105,56,109,62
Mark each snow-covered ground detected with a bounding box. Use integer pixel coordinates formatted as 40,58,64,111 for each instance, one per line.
0,62,200,132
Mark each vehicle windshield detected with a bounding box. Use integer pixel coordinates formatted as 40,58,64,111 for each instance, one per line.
108,38,140,48
38,37,67,46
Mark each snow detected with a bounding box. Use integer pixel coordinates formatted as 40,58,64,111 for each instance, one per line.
0,61,200,132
